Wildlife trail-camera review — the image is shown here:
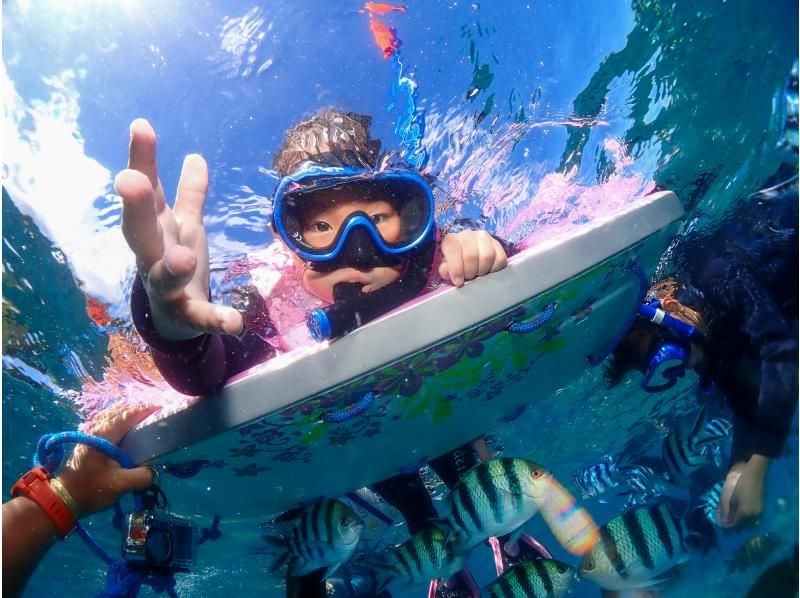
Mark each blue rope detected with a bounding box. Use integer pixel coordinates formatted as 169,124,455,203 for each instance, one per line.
34,432,140,510
507,302,557,334
33,430,178,597
322,392,376,423
587,262,649,365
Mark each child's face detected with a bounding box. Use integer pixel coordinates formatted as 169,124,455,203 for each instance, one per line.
298,196,405,303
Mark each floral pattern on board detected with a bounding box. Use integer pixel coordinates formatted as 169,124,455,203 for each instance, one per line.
163,252,646,478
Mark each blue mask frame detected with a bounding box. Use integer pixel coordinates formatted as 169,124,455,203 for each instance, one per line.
638,300,700,392
271,164,435,266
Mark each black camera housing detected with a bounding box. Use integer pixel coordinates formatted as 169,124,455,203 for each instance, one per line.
122,510,197,571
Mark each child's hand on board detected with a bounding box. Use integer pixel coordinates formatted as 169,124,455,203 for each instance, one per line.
438,231,508,287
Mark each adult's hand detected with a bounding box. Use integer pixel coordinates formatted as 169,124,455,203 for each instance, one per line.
116,119,243,341
3,403,160,597
718,455,769,528
56,403,161,518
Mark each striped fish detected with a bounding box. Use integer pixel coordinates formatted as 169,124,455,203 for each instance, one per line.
727,533,783,572
620,467,666,509
579,503,694,591
574,455,624,500
703,418,732,439
370,528,467,591
264,498,364,578
699,482,723,526
443,458,548,550
661,408,728,486
486,559,577,598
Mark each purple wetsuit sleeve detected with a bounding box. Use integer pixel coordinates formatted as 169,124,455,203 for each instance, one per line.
131,275,275,396
490,234,520,258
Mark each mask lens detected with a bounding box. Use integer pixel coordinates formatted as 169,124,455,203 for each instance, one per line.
274,169,434,262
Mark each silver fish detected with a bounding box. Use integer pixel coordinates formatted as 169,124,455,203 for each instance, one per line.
371,528,467,591
264,498,364,578
486,559,577,598
579,503,699,591
444,458,548,550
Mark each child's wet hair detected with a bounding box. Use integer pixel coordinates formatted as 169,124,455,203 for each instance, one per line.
272,109,382,177
604,276,708,387
604,319,660,387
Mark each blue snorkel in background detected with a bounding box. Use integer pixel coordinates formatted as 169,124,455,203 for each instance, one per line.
638,300,702,392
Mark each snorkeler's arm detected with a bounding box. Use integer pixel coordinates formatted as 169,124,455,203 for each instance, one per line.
703,257,798,459
131,275,274,395
3,404,156,596
116,119,243,342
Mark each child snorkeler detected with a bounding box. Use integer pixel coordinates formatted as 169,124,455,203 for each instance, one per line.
117,111,544,597
604,173,798,530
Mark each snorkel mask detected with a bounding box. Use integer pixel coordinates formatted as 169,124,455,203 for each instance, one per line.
638,300,702,392
271,160,438,341
271,163,436,272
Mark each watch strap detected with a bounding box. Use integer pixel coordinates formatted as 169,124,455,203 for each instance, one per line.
11,466,77,539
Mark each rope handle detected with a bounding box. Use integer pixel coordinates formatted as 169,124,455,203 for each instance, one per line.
507,302,558,334
30,430,181,597
321,392,376,423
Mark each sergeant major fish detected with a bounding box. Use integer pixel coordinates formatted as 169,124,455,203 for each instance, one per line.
699,481,723,526
579,502,713,591
369,528,467,591
662,407,730,486
264,498,364,578
575,455,659,504
442,458,548,550
727,533,784,573
485,559,577,598
573,454,625,500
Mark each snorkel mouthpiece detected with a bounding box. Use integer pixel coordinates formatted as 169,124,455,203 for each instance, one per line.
307,234,436,341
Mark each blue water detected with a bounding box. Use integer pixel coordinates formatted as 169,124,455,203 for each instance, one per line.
3,1,797,596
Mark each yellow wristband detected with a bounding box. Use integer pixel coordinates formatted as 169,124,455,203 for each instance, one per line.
49,477,79,519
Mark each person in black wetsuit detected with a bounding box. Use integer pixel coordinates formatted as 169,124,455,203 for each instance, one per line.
605,173,798,529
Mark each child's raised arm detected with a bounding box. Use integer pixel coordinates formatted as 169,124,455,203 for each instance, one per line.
116,119,243,342
118,119,273,395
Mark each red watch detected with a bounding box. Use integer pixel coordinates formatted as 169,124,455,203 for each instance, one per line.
11,466,77,539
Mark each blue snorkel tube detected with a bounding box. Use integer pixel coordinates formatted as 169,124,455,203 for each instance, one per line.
638,300,701,392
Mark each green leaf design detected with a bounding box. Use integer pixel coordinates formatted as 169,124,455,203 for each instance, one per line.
398,393,420,409
432,397,453,424
534,337,568,353
404,394,432,419
299,422,328,445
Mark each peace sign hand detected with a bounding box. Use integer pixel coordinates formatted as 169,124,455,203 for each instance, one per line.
115,119,243,341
